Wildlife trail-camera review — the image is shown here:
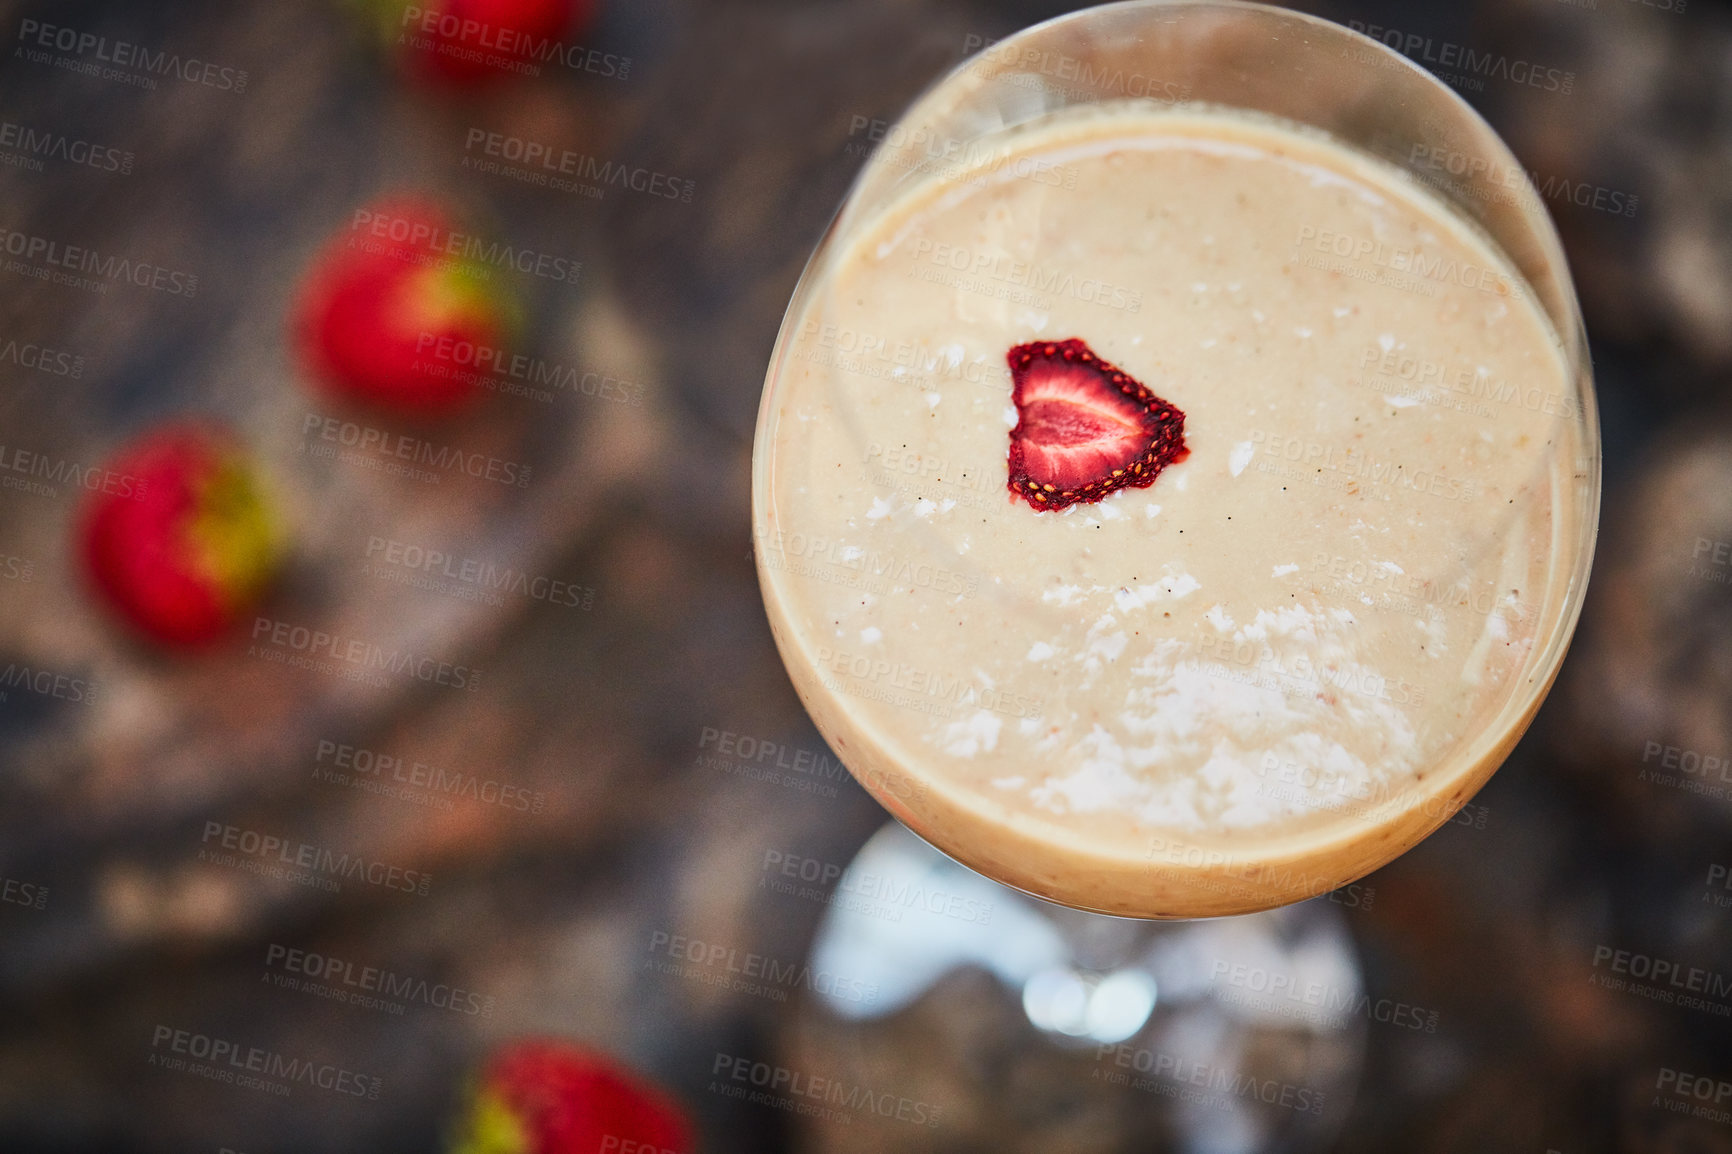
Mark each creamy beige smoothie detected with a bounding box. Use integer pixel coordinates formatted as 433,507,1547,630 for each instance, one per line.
753,103,1591,918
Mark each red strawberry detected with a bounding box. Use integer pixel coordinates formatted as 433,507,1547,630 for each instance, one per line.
368,0,594,87
1006,338,1187,512
78,424,281,649
450,1040,694,1154
294,196,514,415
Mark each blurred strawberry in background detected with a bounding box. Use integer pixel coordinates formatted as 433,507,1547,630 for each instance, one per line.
363,0,595,87
294,195,516,415
77,423,282,649
450,1039,695,1154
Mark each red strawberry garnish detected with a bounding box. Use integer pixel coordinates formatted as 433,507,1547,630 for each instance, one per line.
78,424,282,649
1006,338,1187,512
294,196,515,415
450,1040,694,1154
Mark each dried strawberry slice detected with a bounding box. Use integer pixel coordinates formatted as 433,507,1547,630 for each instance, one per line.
1007,338,1187,511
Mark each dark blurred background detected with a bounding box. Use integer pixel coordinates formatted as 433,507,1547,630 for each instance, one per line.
2,0,1731,1150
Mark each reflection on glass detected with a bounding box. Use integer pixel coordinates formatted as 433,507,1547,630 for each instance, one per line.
789,822,1365,1153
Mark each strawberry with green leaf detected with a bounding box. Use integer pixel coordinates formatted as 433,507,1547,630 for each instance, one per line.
452,1040,694,1154
294,196,515,414
78,424,281,648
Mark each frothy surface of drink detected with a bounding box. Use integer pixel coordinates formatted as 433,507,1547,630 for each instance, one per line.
755,104,1590,915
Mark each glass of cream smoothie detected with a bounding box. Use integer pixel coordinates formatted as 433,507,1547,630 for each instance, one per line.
752,0,1600,919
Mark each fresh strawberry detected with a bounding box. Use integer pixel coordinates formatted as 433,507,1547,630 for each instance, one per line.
294,196,514,415
77,424,281,649
1006,338,1188,511
450,1040,694,1154
366,0,594,87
